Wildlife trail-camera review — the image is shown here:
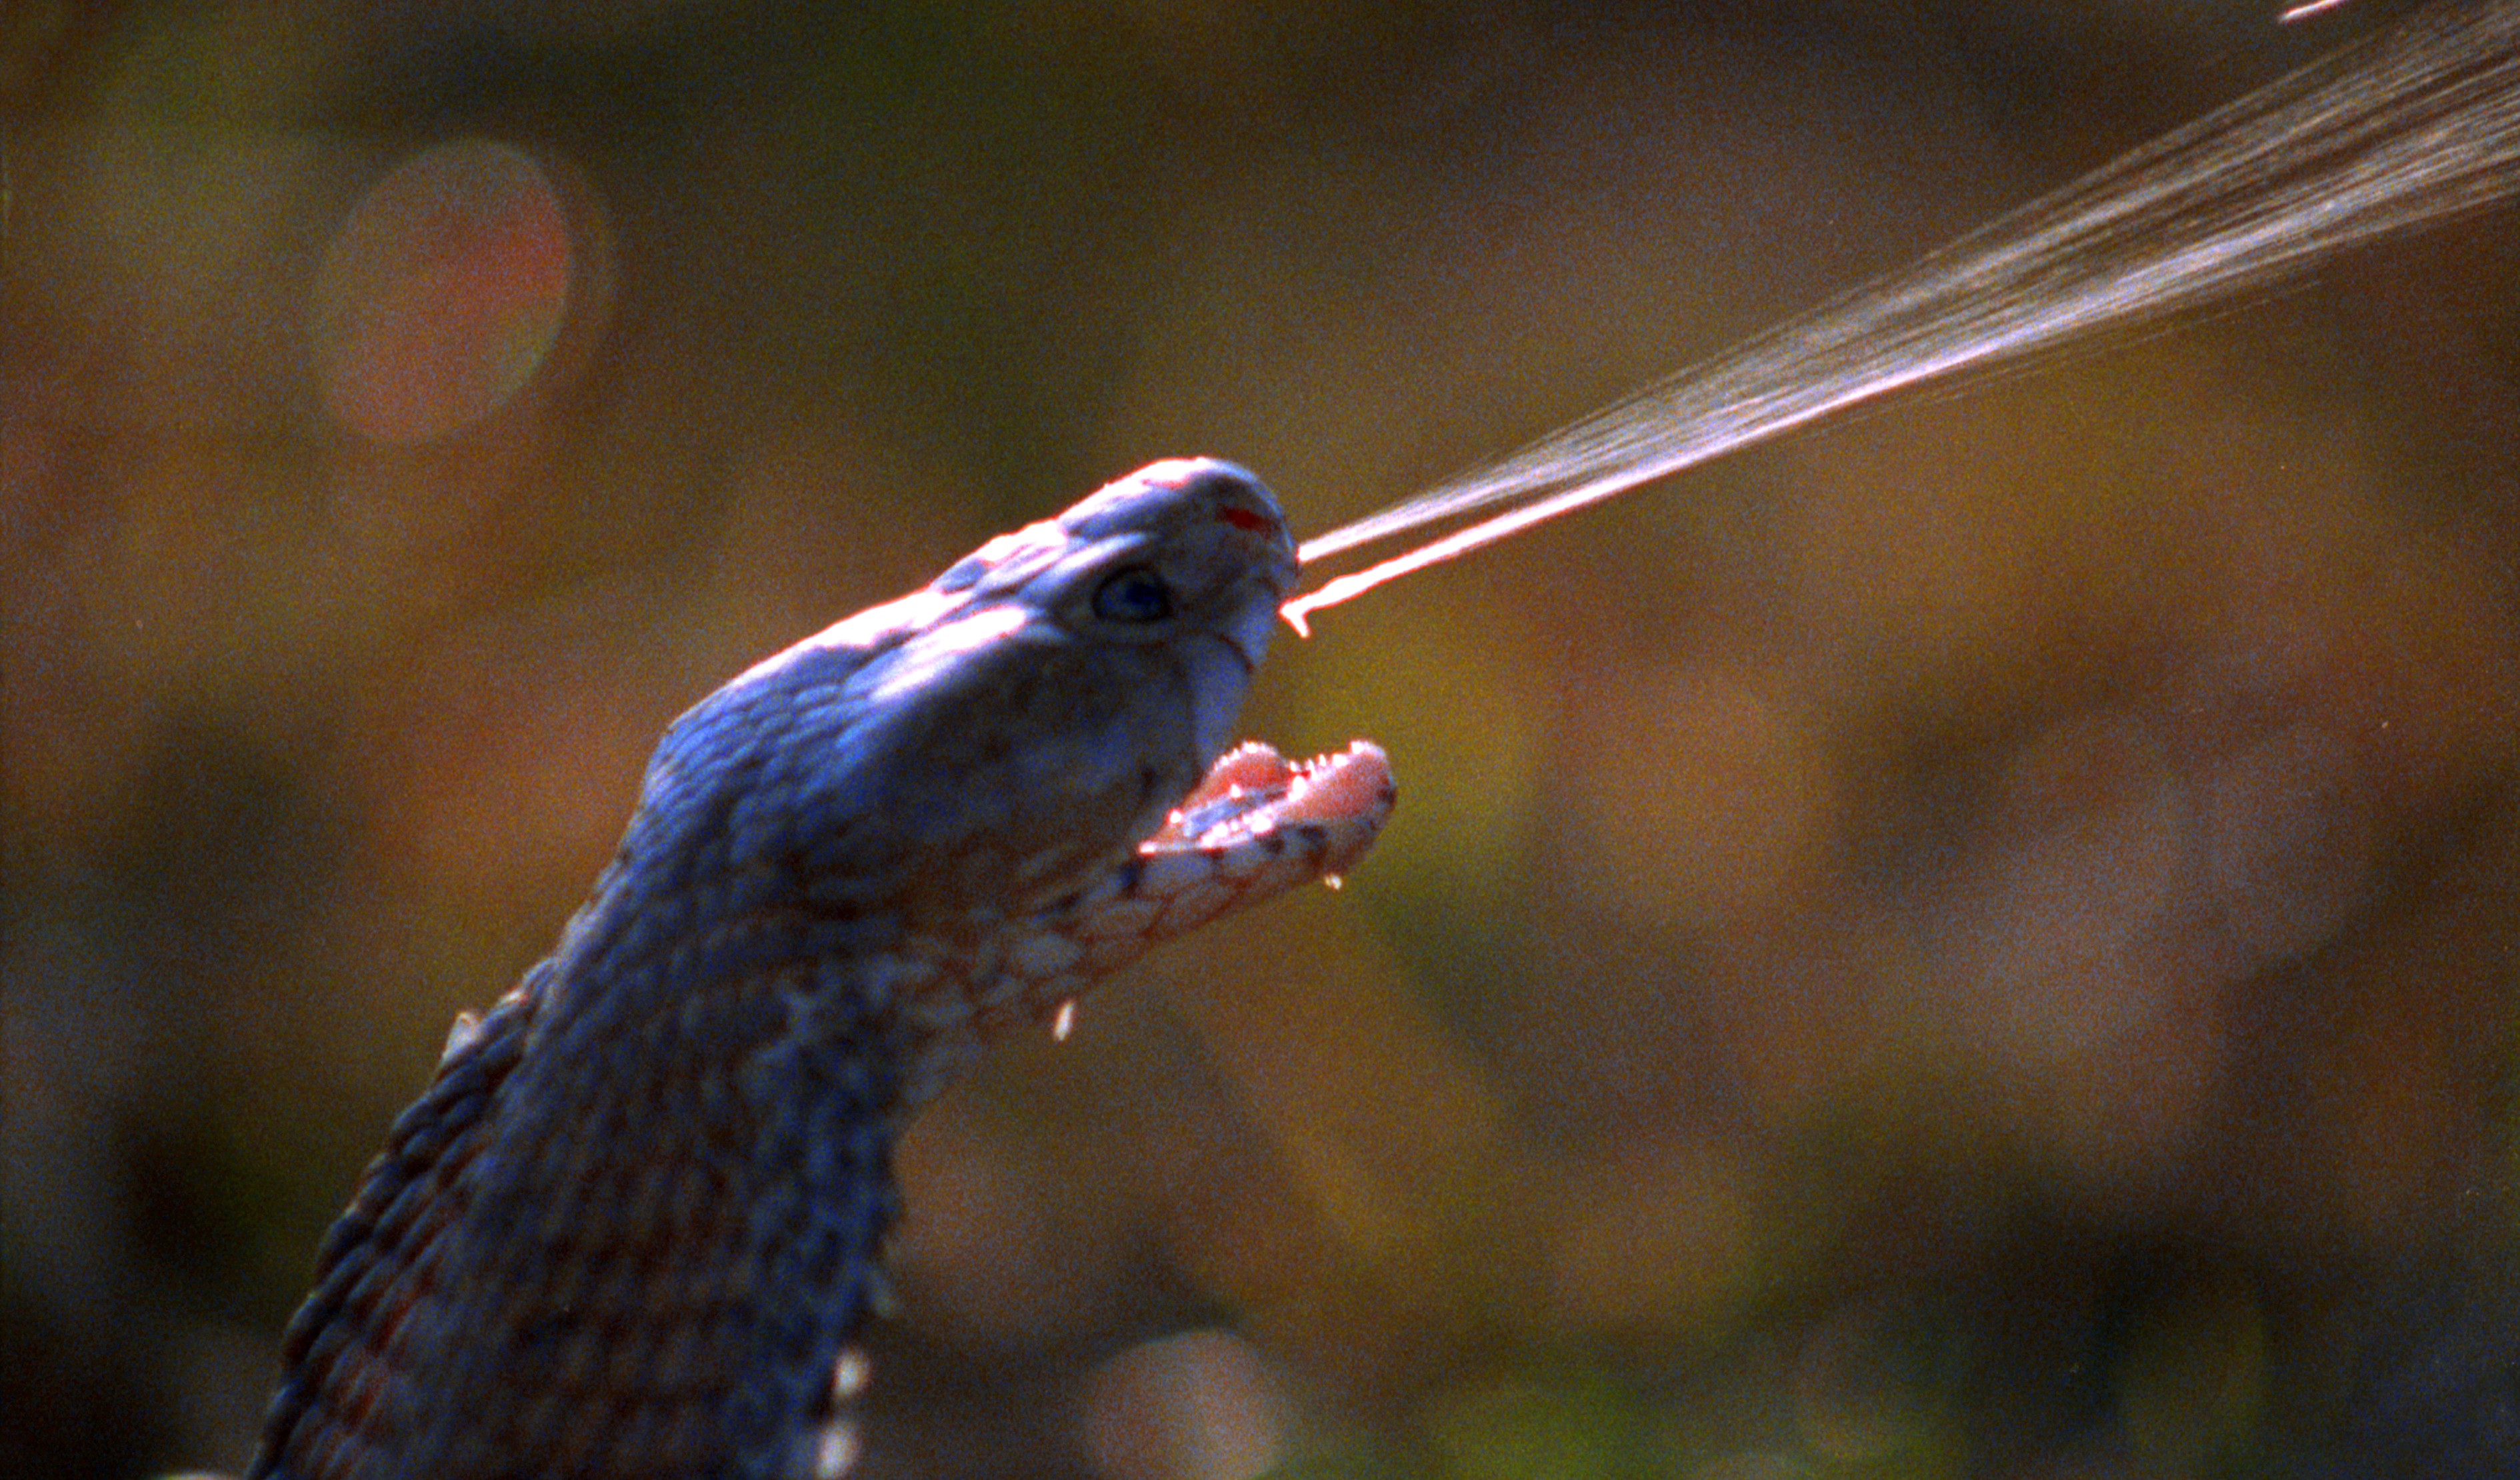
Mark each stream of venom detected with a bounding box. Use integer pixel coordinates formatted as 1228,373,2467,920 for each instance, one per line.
1283,0,2520,631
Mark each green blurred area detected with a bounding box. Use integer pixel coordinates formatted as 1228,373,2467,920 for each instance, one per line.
9,2,2520,1477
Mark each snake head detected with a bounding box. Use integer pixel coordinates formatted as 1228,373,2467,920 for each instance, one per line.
644,459,1347,934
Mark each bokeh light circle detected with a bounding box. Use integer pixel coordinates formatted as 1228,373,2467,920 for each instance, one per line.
310,139,596,443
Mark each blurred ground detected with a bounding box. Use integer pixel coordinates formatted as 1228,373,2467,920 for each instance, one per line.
8,2,2520,1477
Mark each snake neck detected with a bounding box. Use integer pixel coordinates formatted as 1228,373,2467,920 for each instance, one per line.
247,889,918,1480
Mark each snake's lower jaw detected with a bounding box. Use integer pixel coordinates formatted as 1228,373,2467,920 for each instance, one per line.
1068,735,1394,957
941,739,1395,1051
1153,739,1397,879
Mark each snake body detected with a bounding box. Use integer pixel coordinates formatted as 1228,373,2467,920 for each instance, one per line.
245,460,1395,1480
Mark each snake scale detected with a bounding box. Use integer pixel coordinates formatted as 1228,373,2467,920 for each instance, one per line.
245,459,1395,1480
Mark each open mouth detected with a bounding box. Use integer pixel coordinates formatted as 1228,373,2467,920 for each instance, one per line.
944,741,1396,1033
1149,739,1396,881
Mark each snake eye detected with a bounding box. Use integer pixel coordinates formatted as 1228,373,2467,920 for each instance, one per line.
1092,565,1174,623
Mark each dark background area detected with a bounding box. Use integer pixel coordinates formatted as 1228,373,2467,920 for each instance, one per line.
9,1,2520,1477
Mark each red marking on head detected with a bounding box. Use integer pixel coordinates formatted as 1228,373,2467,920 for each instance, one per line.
1216,505,1277,535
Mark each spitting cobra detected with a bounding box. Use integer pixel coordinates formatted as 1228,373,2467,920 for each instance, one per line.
245,459,1395,1479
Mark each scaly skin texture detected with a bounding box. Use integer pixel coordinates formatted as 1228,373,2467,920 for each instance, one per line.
245,460,1395,1480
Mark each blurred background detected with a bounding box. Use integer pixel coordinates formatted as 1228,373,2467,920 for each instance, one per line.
8,1,2520,1476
